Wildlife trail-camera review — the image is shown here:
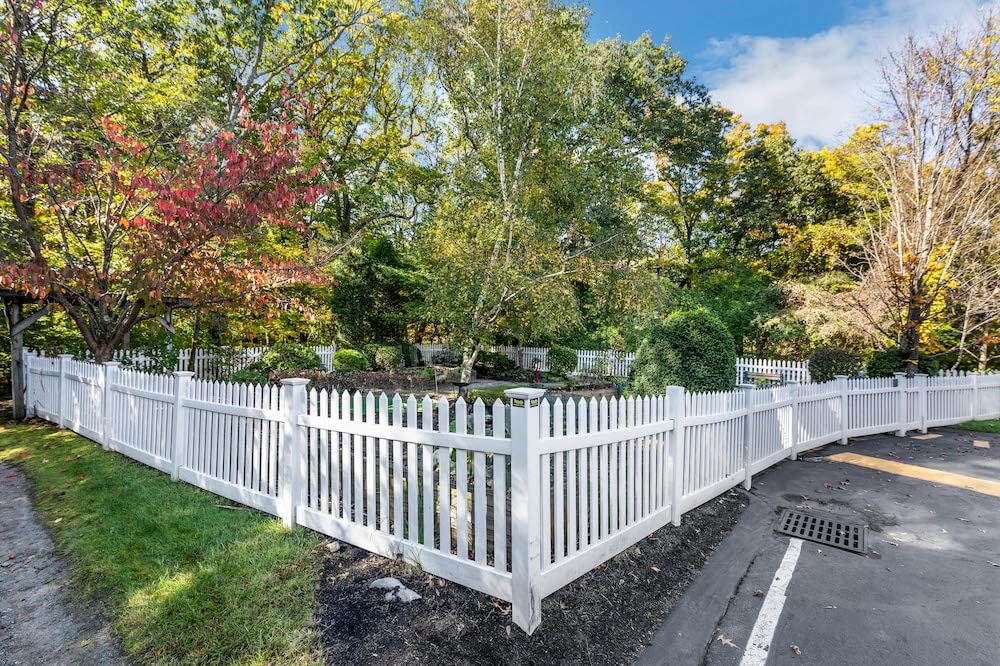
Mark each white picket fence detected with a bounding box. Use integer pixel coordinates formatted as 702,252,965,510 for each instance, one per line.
69,345,338,378
23,355,1000,634
416,344,808,382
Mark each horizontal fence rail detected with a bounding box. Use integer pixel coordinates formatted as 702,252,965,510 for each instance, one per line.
23,356,1000,635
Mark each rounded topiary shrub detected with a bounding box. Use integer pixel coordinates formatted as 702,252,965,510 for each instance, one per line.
547,346,578,377
808,346,859,382
257,343,322,372
629,308,737,394
474,351,517,377
334,348,370,372
374,345,404,371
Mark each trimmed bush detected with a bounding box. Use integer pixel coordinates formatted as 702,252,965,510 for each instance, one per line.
257,343,323,372
228,367,269,385
547,345,578,377
866,347,940,377
474,351,517,377
629,308,737,394
808,347,859,382
374,345,404,371
334,348,370,372
431,349,463,366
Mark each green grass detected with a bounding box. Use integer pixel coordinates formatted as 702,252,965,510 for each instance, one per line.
0,422,325,665
952,419,1000,434
466,383,522,403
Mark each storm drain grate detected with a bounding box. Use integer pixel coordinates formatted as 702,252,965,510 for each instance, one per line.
775,509,869,554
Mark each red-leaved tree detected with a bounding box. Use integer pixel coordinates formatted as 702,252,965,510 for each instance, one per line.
1,113,325,360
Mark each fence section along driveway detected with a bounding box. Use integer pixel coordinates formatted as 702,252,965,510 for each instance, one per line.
24,354,1000,634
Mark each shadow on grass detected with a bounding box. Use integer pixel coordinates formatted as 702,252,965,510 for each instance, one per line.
0,421,325,665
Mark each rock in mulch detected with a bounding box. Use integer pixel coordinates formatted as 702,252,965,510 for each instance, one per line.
316,490,748,665
369,577,422,602
0,463,123,666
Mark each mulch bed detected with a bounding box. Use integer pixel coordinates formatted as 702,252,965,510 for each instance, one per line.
316,489,747,665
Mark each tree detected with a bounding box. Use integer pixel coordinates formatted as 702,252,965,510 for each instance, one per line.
1,111,324,361
851,17,1000,373
417,0,643,381
329,234,427,346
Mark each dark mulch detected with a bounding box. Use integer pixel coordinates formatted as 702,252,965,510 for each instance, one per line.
316,489,747,665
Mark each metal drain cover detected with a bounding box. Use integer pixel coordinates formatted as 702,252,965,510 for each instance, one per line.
776,509,869,554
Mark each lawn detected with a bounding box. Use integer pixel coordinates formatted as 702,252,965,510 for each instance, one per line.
953,419,1000,434
0,421,326,665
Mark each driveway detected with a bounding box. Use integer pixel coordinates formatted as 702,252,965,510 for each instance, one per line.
638,427,1000,666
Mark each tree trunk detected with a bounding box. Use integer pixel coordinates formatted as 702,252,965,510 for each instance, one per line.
460,343,483,384
899,301,922,377
4,301,25,420
979,340,989,373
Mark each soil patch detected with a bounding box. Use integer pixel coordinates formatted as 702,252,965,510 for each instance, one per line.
316,489,746,665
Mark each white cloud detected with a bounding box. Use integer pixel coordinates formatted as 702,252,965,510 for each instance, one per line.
703,0,991,148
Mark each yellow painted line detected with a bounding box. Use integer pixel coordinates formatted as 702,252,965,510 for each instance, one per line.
828,452,1000,498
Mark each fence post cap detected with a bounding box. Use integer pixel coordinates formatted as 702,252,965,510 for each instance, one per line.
58,353,73,359
834,374,849,379
892,371,907,377
504,387,546,400
172,370,194,378
103,361,122,367
279,377,311,386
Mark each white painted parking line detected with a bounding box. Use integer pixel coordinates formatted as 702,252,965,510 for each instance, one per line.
739,538,803,666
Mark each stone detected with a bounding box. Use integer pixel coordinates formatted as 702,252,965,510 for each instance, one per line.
325,541,341,553
369,577,422,602
973,440,990,449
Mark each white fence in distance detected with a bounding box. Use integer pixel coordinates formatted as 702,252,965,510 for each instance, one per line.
24,356,1000,634
417,344,809,382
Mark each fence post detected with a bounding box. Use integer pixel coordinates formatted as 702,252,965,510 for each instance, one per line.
505,386,546,635
280,378,310,528
57,354,72,428
23,350,37,418
914,373,928,433
893,372,908,437
788,381,800,460
170,371,195,481
836,375,849,445
971,373,980,420
100,362,121,450
740,385,754,490
667,385,686,526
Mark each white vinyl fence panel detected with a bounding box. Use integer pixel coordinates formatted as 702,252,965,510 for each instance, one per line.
22,353,1000,636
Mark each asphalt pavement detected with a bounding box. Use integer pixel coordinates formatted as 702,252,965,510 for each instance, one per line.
637,427,1000,666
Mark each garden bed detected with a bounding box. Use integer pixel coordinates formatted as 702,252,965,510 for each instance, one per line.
316,489,747,665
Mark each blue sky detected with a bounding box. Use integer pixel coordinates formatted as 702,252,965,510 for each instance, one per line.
584,0,990,148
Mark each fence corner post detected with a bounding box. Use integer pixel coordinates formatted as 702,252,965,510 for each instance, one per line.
739,385,754,489
836,375,849,445
505,386,546,636
100,361,121,450
280,378,310,529
666,385,686,526
893,372,908,437
788,381,800,460
57,353,72,428
170,371,194,480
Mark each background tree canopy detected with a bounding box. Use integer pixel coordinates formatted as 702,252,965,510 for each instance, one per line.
3,0,999,389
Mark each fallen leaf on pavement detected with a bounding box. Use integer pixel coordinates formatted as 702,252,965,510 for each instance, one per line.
753,589,764,597
791,644,801,655
716,634,739,648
